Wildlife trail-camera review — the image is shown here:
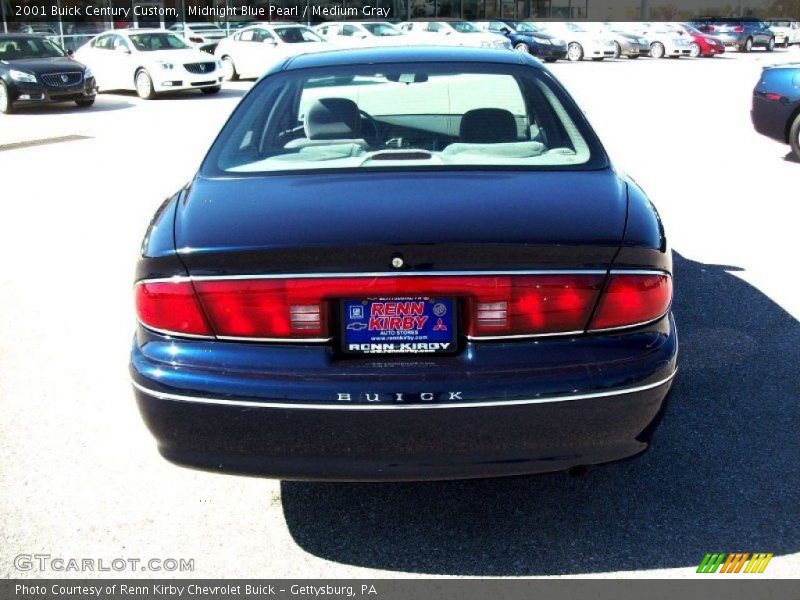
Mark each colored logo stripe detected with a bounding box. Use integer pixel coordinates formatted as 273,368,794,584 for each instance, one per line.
697,552,773,574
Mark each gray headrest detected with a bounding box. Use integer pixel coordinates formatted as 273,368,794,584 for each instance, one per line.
305,98,361,141
460,108,518,143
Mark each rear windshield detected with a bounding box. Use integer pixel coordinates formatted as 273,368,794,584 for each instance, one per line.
202,62,606,176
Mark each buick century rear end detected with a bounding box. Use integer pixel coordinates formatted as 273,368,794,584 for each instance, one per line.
130,47,677,481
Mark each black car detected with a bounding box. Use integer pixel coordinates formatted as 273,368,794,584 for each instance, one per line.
131,47,677,481
475,20,568,61
0,34,97,114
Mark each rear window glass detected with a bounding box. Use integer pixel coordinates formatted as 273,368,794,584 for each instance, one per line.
202,63,605,175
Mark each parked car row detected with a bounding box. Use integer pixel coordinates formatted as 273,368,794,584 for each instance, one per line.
1,18,797,113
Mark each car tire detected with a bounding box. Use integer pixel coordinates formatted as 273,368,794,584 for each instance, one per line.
513,42,530,53
790,112,800,162
689,42,701,57
650,42,665,58
743,37,753,52
567,42,584,61
135,69,156,100
0,81,14,114
612,42,621,58
201,86,221,95
75,97,95,108
221,56,239,81
767,37,775,52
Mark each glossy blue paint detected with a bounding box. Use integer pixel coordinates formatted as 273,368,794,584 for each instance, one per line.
131,47,677,480
751,64,800,144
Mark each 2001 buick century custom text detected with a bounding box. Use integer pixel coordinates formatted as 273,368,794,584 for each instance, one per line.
130,47,677,481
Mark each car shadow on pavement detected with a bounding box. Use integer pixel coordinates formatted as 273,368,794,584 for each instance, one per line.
280,252,800,575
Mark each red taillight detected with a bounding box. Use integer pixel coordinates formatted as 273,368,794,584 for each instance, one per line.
134,272,671,340
733,26,744,33
765,93,784,102
588,274,672,331
135,281,213,336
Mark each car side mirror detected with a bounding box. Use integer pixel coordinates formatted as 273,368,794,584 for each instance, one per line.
501,27,511,34
116,46,131,54
67,49,75,57
264,39,277,45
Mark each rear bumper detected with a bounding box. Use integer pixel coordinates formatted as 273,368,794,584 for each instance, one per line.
130,313,678,480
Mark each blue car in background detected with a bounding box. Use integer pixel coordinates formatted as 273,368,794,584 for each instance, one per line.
752,63,800,160
475,20,568,61
692,17,776,52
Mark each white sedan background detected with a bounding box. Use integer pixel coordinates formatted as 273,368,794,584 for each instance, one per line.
74,29,223,99
214,23,335,81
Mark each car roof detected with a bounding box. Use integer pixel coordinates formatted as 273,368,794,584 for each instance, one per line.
281,46,538,71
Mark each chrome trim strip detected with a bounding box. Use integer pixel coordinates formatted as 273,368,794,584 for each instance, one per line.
468,330,585,341
216,334,333,343
136,270,614,285
586,309,672,334
138,320,215,340
131,371,676,411
136,269,671,285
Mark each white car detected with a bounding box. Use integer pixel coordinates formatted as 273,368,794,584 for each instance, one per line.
214,23,334,81
627,22,693,58
764,19,800,47
74,29,223,99
398,21,511,50
168,22,228,53
534,22,617,61
314,21,409,48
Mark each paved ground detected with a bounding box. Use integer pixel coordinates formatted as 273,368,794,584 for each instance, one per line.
1,48,798,579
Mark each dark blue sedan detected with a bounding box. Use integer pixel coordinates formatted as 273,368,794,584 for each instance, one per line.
752,63,800,160
475,20,568,61
131,47,677,481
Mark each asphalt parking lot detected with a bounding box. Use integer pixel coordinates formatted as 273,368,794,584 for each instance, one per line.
1,48,799,578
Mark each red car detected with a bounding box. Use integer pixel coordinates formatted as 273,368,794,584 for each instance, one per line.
679,24,726,57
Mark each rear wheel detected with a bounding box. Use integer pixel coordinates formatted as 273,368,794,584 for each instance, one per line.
135,69,156,100
743,37,753,52
612,42,621,58
201,86,221,95
689,42,701,57
0,81,13,114
513,42,530,53
790,112,800,162
221,56,239,81
567,42,584,61
767,37,775,52
650,42,665,58
75,97,95,107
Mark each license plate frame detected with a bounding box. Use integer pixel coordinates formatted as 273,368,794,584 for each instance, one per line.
340,297,457,356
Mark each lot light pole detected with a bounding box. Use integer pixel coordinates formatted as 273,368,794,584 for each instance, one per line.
1,0,8,34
